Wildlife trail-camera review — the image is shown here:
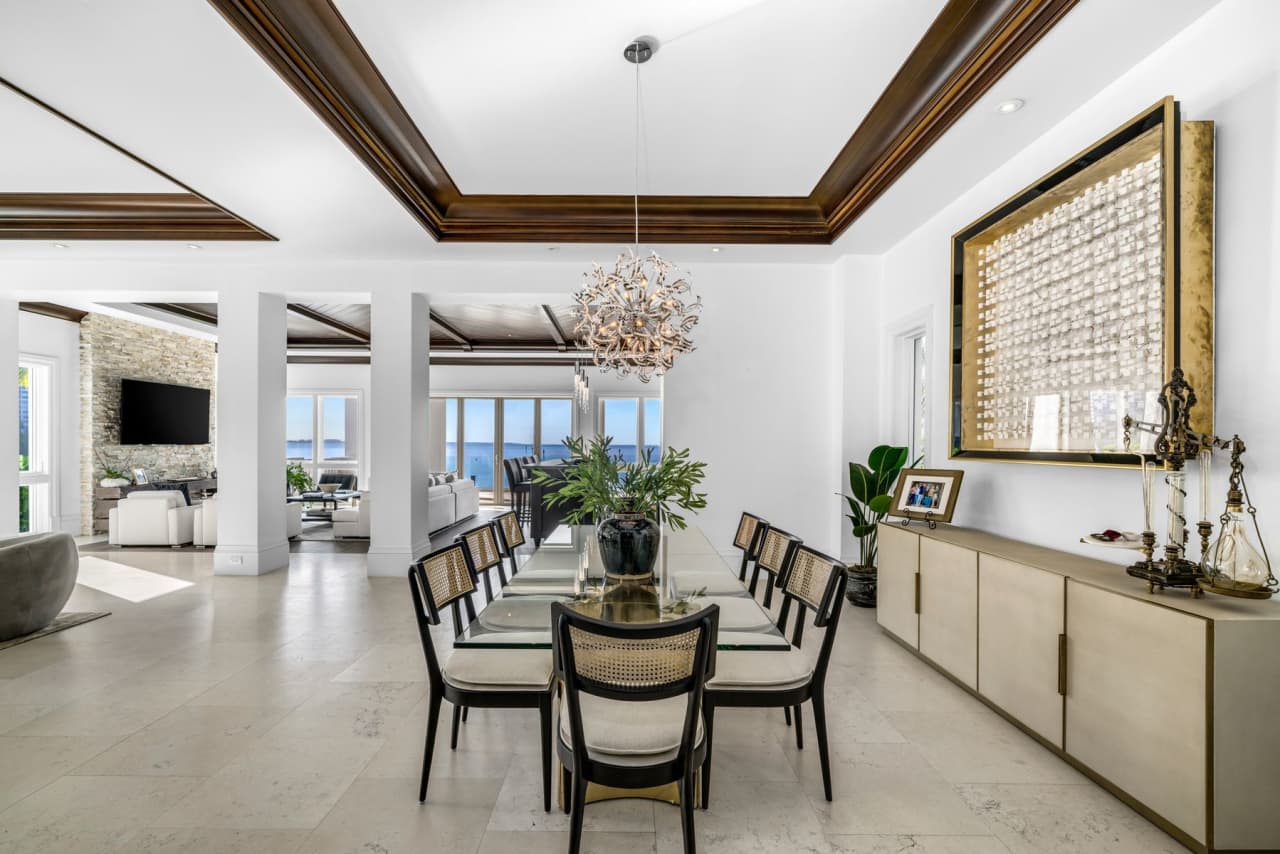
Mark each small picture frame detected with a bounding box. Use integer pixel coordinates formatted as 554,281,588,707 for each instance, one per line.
890,468,965,524
133,468,149,485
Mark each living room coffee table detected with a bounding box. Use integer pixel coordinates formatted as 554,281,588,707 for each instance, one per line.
287,490,358,520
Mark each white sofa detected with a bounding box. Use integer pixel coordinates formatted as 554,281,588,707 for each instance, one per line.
427,478,480,533
109,491,197,547
192,497,303,548
333,492,370,539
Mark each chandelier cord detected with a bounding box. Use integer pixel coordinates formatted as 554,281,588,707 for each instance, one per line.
633,42,640,252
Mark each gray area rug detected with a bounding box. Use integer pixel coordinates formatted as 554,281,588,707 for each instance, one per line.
0,612,110,651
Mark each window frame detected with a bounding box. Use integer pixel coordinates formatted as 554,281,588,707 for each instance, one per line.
18,356,56,534
285,389,363,484
595,394,663,461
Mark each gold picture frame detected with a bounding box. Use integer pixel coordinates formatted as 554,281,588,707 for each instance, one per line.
950,97,1214,466
889,468,965,524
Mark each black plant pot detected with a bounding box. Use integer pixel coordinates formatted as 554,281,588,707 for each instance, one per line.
597,504,660,581
846,565,878,608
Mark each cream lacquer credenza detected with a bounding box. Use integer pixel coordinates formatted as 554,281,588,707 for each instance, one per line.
876,522,1280,854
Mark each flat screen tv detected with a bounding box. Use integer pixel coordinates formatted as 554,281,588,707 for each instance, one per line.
120,379,210,445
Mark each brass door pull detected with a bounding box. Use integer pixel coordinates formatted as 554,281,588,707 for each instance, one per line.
914,572,921,614
1057,633,1068,696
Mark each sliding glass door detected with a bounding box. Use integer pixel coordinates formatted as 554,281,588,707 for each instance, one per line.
17,360,53,533
462,398,497,501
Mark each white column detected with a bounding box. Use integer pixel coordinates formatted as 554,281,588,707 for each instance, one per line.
0,298,17,535
368,289,431,577
214,290,288,575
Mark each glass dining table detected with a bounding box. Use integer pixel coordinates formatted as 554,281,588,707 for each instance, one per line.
454,524,789,651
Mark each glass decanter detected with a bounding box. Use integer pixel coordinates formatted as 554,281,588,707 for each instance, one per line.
1209,504,1270,589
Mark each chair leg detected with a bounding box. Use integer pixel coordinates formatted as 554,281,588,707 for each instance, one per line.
561,766,572,815
680,771,698,854
748,565,761,597
784,706,792,726
812,693,833,802
701,702,716,810
450,703,462,750
793,704,804,750
763,574,775,609
418,692,442,803
538,694,552,813
481,570,494,603
462,706,469,723
568,770,588,854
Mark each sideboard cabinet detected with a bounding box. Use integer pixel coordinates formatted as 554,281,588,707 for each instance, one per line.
876,522,1280,853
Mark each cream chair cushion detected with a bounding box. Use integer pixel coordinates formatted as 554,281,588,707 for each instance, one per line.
707,649,812,691
670,571,752,596
442,648,553,692
559,692,704,766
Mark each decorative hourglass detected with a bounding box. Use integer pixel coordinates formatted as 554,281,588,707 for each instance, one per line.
1200,437,1276,599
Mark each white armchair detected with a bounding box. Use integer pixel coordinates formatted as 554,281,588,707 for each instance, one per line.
333,492,370,539
450,480,479,524
108,491,197,547
428,484,455,533
193,497,303,547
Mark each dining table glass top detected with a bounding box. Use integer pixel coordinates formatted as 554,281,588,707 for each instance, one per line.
454,525,789,651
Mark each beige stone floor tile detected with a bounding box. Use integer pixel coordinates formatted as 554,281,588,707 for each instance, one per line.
331,643,426,682
125,641,281,683
886,706,1086,785
790,742,991,836
487,754,656,833
151,736,381,830
827,835,1012,854
845,662,974,713
70,704,290,777
0,735,120,812
360,703,514,781
478,829,657,854
8,680,216,738
656,777,831,854
957,784,1187,854
0,774,202,854
0,703,56,734
263,680,426,741
303,777,499,854
110,828,309,854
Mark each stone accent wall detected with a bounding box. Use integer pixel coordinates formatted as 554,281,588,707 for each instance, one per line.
80,314,216,533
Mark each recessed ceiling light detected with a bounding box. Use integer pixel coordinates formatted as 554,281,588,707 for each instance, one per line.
187,243,202,250
710,247,721,253
996,98,1025,114
53,242,69,249
547,246,559,252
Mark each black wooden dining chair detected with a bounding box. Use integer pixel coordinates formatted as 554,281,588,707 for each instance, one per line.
749,525,801,609
458,522,508,603
408,543,554,809
702,544,848,807
553,601,719,854
492,509,526,579
732,512,768,582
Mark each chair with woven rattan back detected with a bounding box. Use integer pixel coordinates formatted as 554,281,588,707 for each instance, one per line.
492,509,527,578
408,543,554,809
458,522,507,603
553,601,719,854
749,525,801,609
732,512,768,583
702,544,848,807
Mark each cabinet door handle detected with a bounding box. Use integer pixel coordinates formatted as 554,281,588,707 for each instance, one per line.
914,572,921,614
1057,633,1068,696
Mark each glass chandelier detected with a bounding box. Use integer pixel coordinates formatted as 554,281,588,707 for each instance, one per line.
574,38,701,383
573,363,591,413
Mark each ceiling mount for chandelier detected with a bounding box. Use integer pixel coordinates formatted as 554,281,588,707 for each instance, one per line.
573,36,702,384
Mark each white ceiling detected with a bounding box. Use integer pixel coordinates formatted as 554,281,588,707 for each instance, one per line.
0,0,1223,262
335,0,946,196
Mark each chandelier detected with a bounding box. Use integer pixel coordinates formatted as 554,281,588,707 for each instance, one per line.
573,38,701,383
573,362,591,413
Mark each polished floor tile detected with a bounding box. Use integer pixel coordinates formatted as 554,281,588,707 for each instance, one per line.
0,544,1195,853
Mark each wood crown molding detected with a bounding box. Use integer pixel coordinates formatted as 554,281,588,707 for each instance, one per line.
0,76,274,241
19,302,88,323
207,0,1077,244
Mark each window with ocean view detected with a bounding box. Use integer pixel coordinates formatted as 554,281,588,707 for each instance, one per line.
598,396,662,462
287,392,360,482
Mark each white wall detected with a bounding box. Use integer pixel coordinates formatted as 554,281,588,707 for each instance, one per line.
18,311,81,535
863,0,1280,562
430,364,571,396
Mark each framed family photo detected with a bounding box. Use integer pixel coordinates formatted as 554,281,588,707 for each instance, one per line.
890,469,964,524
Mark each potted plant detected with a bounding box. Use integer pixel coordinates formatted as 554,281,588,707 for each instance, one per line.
286,462,314,496
843,444,916,607
96,450,133,488
533,435,707,578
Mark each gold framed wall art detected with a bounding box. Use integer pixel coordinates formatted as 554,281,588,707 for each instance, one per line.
950,97,1214,466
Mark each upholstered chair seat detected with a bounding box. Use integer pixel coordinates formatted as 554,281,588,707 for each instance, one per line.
442,648,553,692
671,570,753,596
558,692,705,766
707,649,812,691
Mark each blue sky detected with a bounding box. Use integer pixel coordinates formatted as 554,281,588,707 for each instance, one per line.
286,396,351,442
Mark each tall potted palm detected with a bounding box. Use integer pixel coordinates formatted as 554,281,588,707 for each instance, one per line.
843,444,915,607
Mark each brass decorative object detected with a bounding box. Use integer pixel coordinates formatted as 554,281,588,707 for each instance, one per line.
1122,368,1274,598
951,97,1214,465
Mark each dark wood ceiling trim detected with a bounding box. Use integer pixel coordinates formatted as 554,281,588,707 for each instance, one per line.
814,0,1080,239
140,302,219,325
0,76,275,241
206,0,456,239
286,337,369,349
430,356,579,367
19,302,88,323
286,303,370,342
289,354,370,365
0,194,271,240
429,314,472,351
207,0,1077,244
540,305,569,351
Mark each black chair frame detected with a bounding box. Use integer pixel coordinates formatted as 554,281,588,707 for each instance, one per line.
457,522,508,603
733,512,768,583
553,602,718,854
491,509,527,579
408,545,553,811
703,544,848,807
749,525,802,609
